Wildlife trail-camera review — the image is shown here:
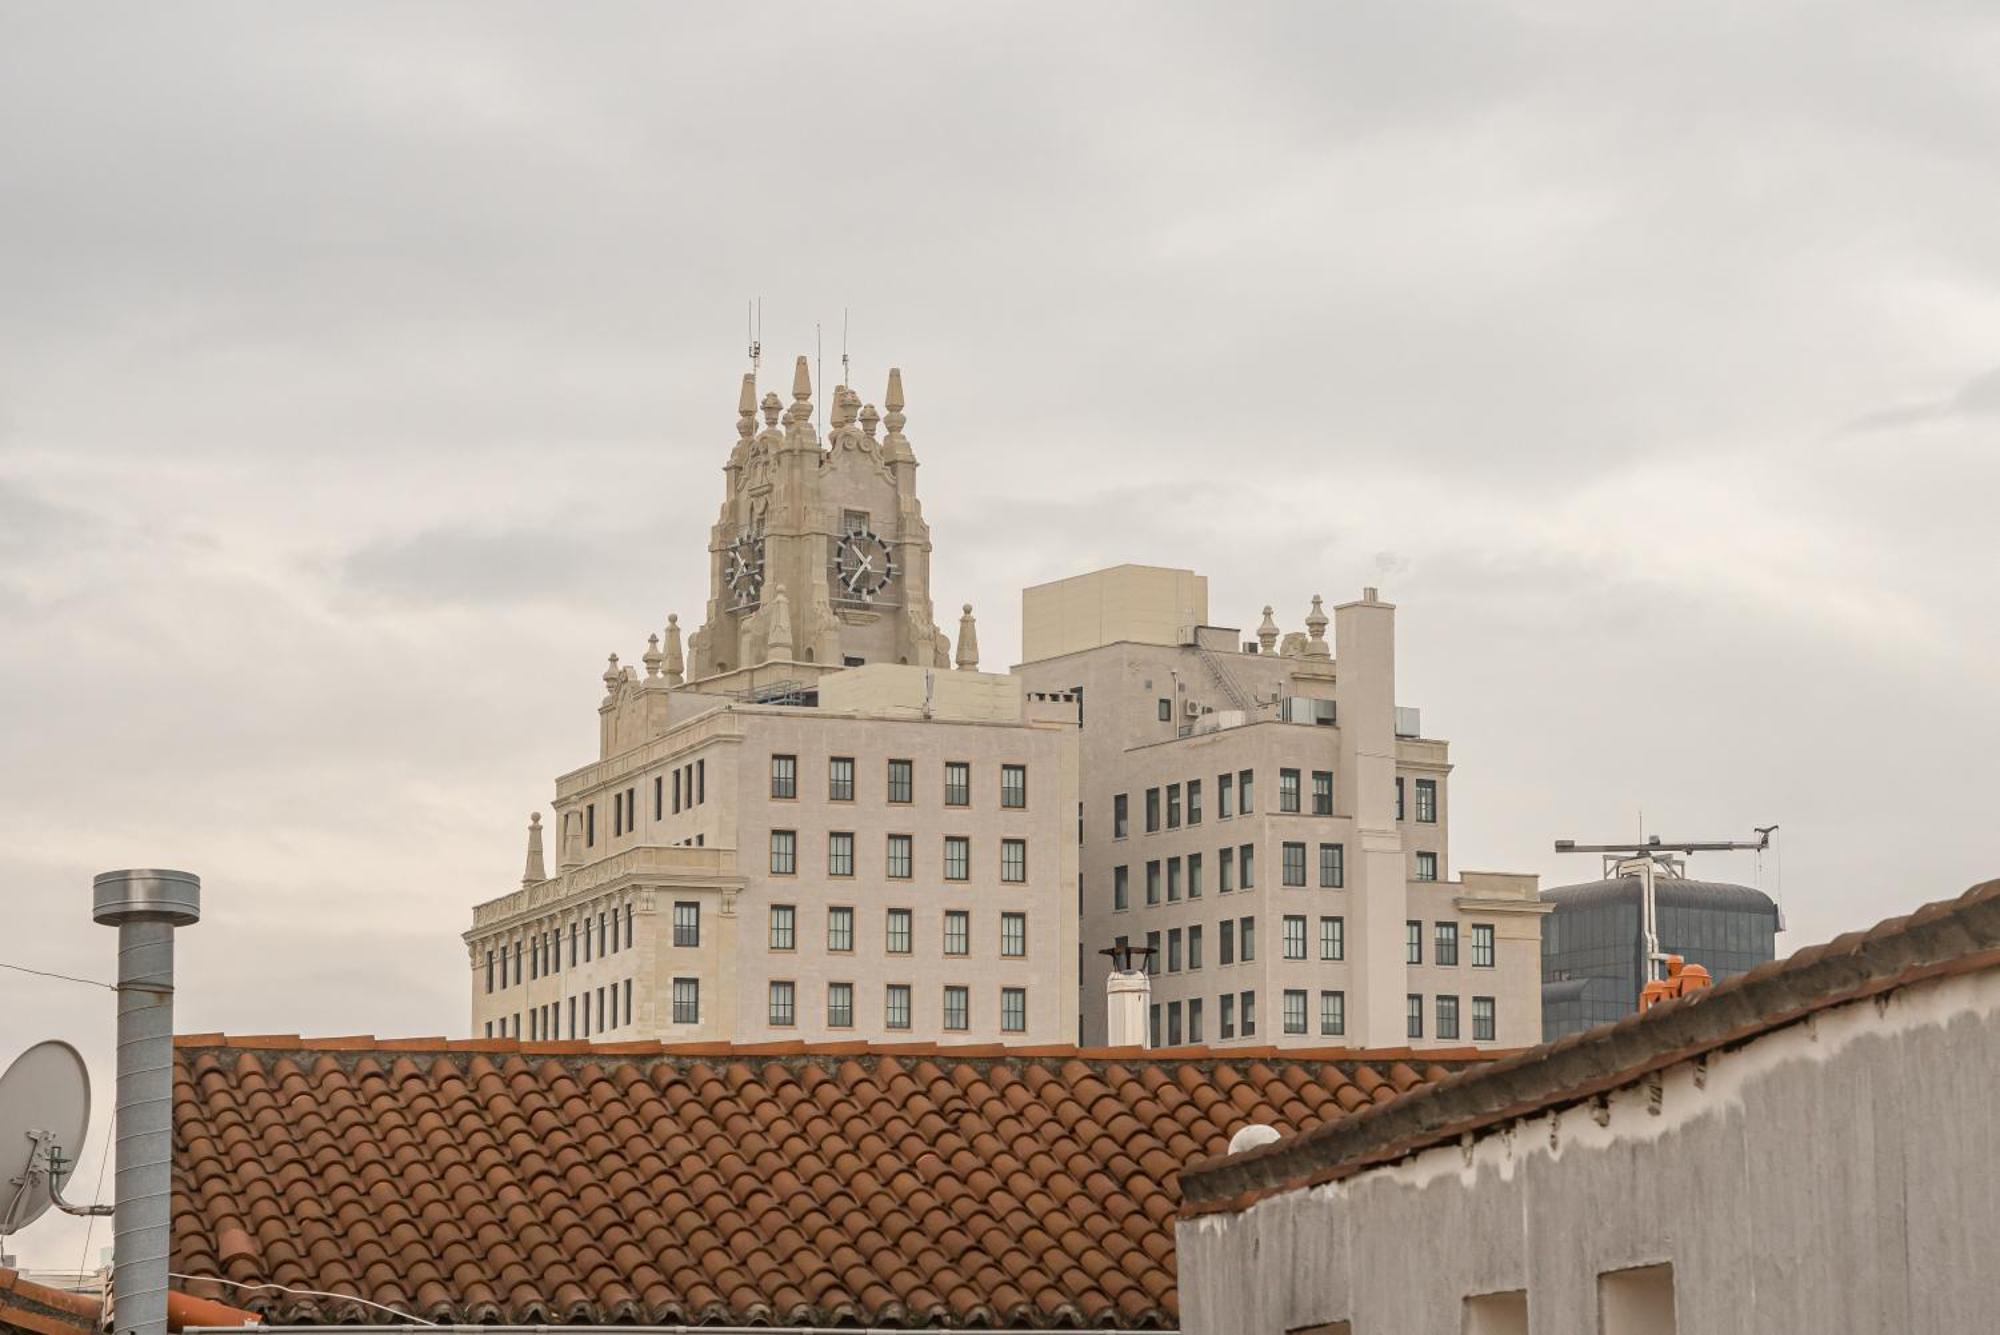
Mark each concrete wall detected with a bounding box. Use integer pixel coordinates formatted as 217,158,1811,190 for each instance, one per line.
1177,963,2000,1334
1021,564,1210,661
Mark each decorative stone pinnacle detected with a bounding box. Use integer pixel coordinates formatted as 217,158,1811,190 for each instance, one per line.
1257,606,1279,654
522,811,546,886
885,367,905,413
603,653,621,690
737,372,757,440
664,612,685,686
955,603,980,671
643,633,663,678
1305,595,1331,657
760,391,782,428
792,355,812,410
860,403,880,438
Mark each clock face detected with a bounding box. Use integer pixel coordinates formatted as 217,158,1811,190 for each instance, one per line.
833,529,896,602
726,534,765,606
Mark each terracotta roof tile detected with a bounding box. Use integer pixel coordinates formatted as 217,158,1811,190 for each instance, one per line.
170,1040,1480,1327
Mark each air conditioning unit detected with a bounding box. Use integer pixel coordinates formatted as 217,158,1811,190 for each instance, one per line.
1183,697,1203,717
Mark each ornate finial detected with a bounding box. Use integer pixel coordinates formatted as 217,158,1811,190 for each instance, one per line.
522,812,546,887
664,613,685,686
1305,595,1331,657
760,391,782,428
882,368,910,460
737,372,757,441
643,633,663,678
885,367,905,414
603,653,622,694
830,385,853,430
860,402,880,439
955,603,980,671
1257,606,1279,654
792,355,812,414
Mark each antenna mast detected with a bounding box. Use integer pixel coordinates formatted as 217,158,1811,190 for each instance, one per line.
815,322,823,434
747,298,762,373
1552,827,1778,985
841,307,851,394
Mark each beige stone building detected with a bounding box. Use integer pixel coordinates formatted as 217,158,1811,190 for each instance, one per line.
465,357,1541,1052
1016,565,1547,1050
466,357,1081,1046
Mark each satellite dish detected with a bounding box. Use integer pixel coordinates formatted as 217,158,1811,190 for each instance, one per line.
0,1040,92,1236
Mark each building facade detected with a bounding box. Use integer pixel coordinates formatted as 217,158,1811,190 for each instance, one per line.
1015,565,1548,1051
1541,875,1781,1040
466,357,1081,1045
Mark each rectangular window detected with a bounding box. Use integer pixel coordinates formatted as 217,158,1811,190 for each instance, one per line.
696,758,704,803
673,901,700,947
1187,997,1204,1043
1282,915,1306,960
828,831,855,877
1219,992,1236,1040
484,950,494,993
828,756,855,801
1219,919,1235,966
944,761,971,806
672,977,699,1024
1187,779,1203,825
1166,783,1181,829
1113,792,1129,839
871,910,905,956
1320,915,1345,960
1001,986,1027,1033
881,833,913,880
1436,922,1459,966
1416,851,1438,882
770,829,796,875
1598,1263,1676,1335
1239,843,1255,889
1166,927,1183,972
770,754,797,799
1167,857,1182,902
1239,915,1256,962
1407,993,1424,1039
570,921,578,967
944,910,970,956
769,904,796,950
944,836,971,881
1279,768,1301,813
1238,769,1254,814
567,995,575,1037
827,982,854,1028
1241,990,1256,1037
586,802,595,846
1188,924,1203,970
1149,1004,1161,1050
1283,989,1307,1034
1187,851,1203,899
1144,930,1161,975
653,775,663,820
943,985,970,1031
1219,847,1235,894
1473,996,1496,1041
1145,787,1161,833
1319,842,1345,888
1472,923,1496,968
1396,776,1406,821
1001,764,1027,809
1001,838,1027,883
1157,697,1172,722
1320,990,1346,1036
1001,911,1027,957
1217,773,1232,818
769,981,796,1027
885,984,912,1030
673,769,682,814
1407,920,1428,964
1166,999,1182,1046
887,758,913,804
1113,864,1130,911
1283,841,1306,886
1415,778,1437,823
1311,770,1333,815
827,906,854,952
1146,860,1161,905
1437,993,1460,1041
625,904,633,950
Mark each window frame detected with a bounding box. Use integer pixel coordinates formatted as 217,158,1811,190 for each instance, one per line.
770,754,797,800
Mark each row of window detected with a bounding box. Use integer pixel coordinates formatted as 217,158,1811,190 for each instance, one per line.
484,978,634,1039
1111,771,1441,840
772,755,1029,808
769,830,1028,882
584,759,709,849
759,904,1027,956
1408,992,1498,1041
1406,920,1498,967
1113,842,1346,910
484,904,633,993
764,980,1029,1032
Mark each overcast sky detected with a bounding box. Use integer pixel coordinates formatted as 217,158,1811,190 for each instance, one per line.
5,2,1998,1266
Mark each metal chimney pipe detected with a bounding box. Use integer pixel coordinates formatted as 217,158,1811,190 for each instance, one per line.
93,869,201,1335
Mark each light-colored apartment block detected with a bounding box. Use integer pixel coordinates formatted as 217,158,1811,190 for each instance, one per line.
466,358,1080,1046
1016,565,1547,1050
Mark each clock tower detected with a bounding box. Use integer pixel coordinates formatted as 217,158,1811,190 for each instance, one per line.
686,355,949,685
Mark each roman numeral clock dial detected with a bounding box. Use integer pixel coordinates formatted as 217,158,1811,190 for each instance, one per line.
834,529,896,602
726,534,765,607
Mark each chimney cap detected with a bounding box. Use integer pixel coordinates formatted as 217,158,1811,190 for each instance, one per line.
93,868,201,927
1098,942,1157,973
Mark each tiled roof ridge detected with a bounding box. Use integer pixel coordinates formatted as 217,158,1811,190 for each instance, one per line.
1179,875,2000,1217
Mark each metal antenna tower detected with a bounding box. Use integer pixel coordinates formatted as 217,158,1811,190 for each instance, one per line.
746,298,762,373
1552,827,1777,984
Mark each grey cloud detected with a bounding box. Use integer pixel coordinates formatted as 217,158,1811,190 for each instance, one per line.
337,524,622,605
1842,365,2000,433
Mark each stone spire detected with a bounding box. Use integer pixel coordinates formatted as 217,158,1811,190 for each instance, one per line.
786,355,814,439
1304,595,1331,657
955,603,980,671
643,633,663,679
521,812,546,887
664,613,685,686
736,372,757,443
602,653,622,699
1257,606,1279,654
882,367,911,462
860,402,880,440
767,589,794,659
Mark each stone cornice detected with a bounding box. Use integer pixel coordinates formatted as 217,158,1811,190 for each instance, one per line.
555,707,746,800
467,845,744,937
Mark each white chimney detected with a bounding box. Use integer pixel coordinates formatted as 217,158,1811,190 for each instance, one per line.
1101,943,1153,1047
